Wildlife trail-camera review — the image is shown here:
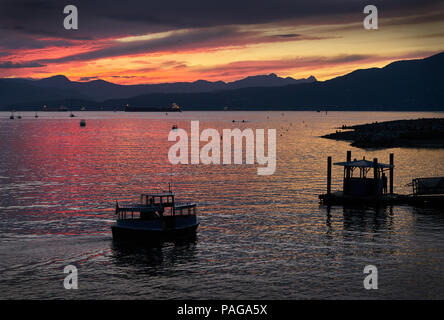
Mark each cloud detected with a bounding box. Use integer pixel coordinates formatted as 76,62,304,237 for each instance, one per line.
1,0,443,45
0,61,46,68
273,34,301,38
173,54,364,80
79,76,99,81
14,25,335,66
110,75,137,78
0,0,443,82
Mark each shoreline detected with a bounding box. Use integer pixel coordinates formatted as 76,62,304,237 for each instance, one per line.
2,106,444,112
322,118,444,149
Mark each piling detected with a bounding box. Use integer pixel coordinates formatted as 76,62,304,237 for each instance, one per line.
346,150,351,179
389,153,394,194
327,156,332,195
373,158,379,196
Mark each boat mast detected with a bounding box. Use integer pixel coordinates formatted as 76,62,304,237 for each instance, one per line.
169,163,173,192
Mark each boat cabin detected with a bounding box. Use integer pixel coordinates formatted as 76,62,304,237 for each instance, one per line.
140,193,175,207
116,192,197,220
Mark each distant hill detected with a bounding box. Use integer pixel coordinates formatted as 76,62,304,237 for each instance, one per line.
2,52,444,110
0,78,90,106
103,51,444,110
0,73,316,107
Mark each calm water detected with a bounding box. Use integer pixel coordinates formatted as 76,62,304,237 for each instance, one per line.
0,111,443,299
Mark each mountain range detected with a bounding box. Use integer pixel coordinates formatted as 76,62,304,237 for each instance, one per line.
106,52,444,110
1,51,444,110
0,73,316,107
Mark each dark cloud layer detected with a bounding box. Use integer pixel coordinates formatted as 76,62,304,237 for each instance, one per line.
1,0,442,41
0,61,46,68
27,26,334,65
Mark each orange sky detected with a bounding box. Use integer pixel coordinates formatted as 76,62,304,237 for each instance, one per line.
1,2,444,84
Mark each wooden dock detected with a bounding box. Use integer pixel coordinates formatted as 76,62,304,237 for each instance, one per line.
319,151,444,207
319,192,444,207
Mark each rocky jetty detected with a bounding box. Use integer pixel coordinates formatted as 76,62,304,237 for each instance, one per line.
322,118,444,149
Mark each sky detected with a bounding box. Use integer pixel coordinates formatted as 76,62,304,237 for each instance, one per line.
0,0,443,84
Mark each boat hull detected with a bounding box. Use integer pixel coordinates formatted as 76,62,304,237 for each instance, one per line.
111,222,199,242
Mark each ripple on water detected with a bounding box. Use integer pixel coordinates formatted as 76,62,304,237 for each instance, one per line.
0,111,444,299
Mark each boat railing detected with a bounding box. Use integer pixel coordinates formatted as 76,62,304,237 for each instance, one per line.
115,202,197,219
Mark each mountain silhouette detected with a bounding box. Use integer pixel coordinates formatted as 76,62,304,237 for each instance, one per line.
1,52,443,110
103,52,444,110
0,73,316,106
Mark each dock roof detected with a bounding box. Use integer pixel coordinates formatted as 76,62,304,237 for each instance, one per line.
334,159,393,168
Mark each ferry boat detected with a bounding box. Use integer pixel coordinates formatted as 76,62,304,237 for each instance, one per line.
42,105,68,112
111,186,199,241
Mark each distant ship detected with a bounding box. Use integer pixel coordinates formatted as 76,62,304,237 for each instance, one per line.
42,105,68,112
124,102,181,112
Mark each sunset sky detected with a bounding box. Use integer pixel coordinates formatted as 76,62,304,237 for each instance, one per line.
1,0,444,84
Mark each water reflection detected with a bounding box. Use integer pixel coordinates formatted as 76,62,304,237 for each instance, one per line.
110,237,198,274
324,205,394,232
1,111,444,299
341,206,394,234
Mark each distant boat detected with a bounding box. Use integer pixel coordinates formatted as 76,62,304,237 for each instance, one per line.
80,119,86,127
81,107,86,111
9,113,14,120
42,105,68,112
111,187,199,241
70,112,75,117
125,102,182,112
34,113,38,118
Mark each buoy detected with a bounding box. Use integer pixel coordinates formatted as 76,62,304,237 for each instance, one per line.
80,119,86,127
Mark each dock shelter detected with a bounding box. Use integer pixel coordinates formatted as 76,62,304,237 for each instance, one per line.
320,151,444,207
334,158,393,197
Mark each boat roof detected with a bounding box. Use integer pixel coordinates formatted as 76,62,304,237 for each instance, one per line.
141,192,175,197
334,159,393,168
